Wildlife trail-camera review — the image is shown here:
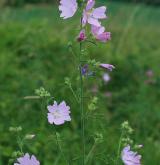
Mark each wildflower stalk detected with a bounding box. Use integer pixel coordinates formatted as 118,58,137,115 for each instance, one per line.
69,84,80,103
53,126,70,165
115,130,124,165
17,132,24,154
85,142,97,164
78,14,85,165
79,42,85,165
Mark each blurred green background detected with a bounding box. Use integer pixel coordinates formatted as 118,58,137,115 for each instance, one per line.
0,0,160,165
0,0,160,7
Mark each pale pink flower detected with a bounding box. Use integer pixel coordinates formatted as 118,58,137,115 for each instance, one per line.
82,0,107,27
103,73,110,83
14,153,40,165
100,64,115,71
77,29,86,42
59,0,78,19
47,101,71,125
122,145,141,165
91,25,111,42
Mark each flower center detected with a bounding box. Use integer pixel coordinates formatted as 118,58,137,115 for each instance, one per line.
87,8,94,17
52,110,61,119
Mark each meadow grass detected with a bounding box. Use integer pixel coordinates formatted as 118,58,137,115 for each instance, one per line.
0,1,160,165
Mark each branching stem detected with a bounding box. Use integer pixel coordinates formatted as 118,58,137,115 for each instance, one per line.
53,126,70,165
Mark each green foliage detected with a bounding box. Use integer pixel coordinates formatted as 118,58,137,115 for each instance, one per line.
104,0,160,5
35,87,51,97
4,0,54,7
0,1,160,165
2,0,160,7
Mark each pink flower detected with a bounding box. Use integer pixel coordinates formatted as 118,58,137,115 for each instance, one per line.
103,73,110,83
82,0,107,27
100,64,115,71
47,101,71,125
77,29,86,42
91,25,111,42
59,0,78,19
122,145,141,165
14,153,40,165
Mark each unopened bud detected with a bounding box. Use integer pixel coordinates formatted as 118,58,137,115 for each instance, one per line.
77,29,86,42
25,134,35,140
9,126,22,132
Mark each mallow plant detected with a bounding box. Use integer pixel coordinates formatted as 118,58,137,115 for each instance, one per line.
10,0,143,165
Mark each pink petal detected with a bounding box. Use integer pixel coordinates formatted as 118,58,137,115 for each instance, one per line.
92,6,107,19
96,32,111,42
54,118,65,125
91,25,110,42
58,101,70,112
100,64,115,71
59,0,78,19
82,11,87,27
64,115,71,121
31,155,40,165
47,101,58,113
88,17,101,27
91,25,105,36
86,0,95,11
47,113,54,124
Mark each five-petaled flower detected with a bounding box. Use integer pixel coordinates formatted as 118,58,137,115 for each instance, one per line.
82,0,107,27
122,145,141,165
14,153,40,165
59,0,78,19
47,101,71,125
100,64,115,71
91,25,111,42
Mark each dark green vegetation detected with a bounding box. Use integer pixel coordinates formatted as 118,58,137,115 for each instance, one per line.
1,0,160,7
0,1,160,165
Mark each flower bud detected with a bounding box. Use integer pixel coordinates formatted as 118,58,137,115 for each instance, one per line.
94,133,103,144
25,134,35,140
35,87,50,97
9,126,22,132
77,29,86,42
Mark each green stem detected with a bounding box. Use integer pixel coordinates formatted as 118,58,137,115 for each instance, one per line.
85,142,97,164
78,3,86,163
69,85,80,103
53,126,70,165
115,131,124,165
79,41,85,165
17,133,24,154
